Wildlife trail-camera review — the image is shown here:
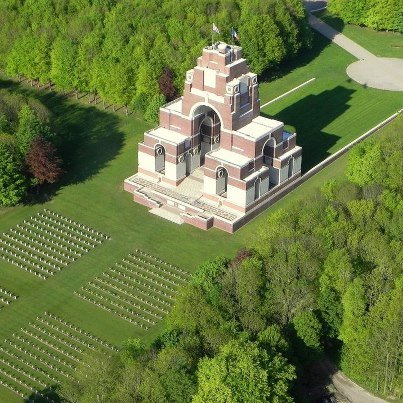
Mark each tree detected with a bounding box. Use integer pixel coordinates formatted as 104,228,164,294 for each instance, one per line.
193,339,295,403
139,347,196,403
292,311,323,355
0,141,26,206
25,135,63,184
158,67,176,101
50,36,77,92
15,105,49,156
144,94,166,124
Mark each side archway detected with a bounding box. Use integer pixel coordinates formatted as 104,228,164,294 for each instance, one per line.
262,137,276,165
216,166,228,197
155,144,165,173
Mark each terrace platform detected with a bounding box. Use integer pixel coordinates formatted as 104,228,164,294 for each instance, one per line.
124,168,300,233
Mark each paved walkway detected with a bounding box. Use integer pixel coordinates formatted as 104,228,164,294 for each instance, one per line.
308,14,375,60
319,360,387,403
308,13,403,91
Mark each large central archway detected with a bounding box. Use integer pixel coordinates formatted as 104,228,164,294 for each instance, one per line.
191,104,222,165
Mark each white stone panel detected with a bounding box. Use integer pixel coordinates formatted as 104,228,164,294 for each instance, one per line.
227,185,246,207
279,165,289,183
261,177,270,195
204,68,216,88
204,176,216,195
177,161,186,179
246,186,255,206
294,156,302,174
269,166,280,185
138,152,155,172
165,161,178,181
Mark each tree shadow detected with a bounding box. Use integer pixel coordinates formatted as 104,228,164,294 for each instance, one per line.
315,12,346,34
0,78,125,201
262,85,355,172
262,30,334,83
27,384,60,402
285,325,341,402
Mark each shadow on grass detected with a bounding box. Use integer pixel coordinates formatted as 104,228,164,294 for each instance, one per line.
315,11,346,33
27,385,60,403
0,78,124,201
262,85,355,172
262,29,338,82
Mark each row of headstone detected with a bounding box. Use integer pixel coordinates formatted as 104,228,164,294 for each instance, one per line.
105,271,174,300
134,249,189,277
22,223,90,252
0,288,18,299
3,341,75,372
0,366,36,393
74,292,149,329
3,233,70,265
0,246,58,275
0,357,47,387
123,258,180,286
0,377,26,397
78,287,156,325
43,312,117,352
37,318,96,351
0,254,48,279
0,345,60,384
0,238,64,269
31,218,97,248
38,213,105,244
28,324,85,355
43,209,110,240
12,227,83,256
116,263,176,291
129,253,187,281
86,282,163,319
17,332,81,364
94,277,169,314
97,274,170,307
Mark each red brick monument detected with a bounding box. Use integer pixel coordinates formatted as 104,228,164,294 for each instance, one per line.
124,42,302,232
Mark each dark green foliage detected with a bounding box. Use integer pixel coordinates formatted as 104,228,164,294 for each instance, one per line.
0,0,311,112
328,0,403,32
0,141,27,206
57,116,402,401
0,89,59,205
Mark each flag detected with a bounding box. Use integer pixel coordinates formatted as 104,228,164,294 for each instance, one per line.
231,27,239,41
212,23,220,34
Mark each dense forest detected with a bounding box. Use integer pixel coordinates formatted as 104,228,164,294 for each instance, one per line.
0,90,62,206
0,0,311,121
59,117,403,402
328,0,403,32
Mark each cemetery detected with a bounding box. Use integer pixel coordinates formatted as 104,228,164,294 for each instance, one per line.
0,312,115,401
0,210,110,280
0,287,18,310
75,250,190,330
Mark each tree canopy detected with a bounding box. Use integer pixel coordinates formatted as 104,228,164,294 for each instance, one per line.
0,0,311,120
328,0,403,32
58,115,403,401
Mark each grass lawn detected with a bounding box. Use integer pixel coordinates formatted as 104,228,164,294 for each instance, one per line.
0,26,402,402
260,32,403,171
314,10,403,59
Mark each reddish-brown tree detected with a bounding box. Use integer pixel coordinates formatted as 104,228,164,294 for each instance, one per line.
158,67,176,102
26,136,63,184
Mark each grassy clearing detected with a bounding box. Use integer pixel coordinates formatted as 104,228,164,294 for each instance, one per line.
314,10,403,58
260,32,403,171
0,27,402,402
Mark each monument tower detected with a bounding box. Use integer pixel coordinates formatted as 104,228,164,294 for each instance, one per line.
124,42,302,232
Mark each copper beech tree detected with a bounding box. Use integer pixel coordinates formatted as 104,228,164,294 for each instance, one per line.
26,135,63,184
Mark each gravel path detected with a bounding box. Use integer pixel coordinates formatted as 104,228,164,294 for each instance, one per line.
319,360,387,403
307,11,403,91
